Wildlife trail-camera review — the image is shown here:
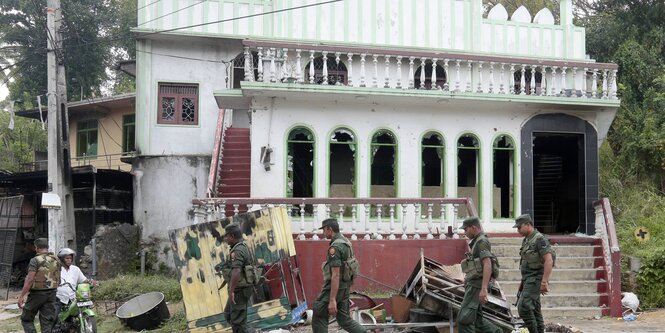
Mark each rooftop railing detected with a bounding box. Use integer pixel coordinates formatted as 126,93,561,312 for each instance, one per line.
239,40,619,101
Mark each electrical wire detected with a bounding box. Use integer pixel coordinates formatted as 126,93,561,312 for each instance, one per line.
49,0,343,52
137,0,205,27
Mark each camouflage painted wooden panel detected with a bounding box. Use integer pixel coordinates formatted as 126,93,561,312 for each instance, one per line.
169,207,296,331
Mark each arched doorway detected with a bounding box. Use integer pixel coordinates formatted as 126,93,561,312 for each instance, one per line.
520,114,598,234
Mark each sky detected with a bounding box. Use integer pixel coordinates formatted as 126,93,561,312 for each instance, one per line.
1,85,8,102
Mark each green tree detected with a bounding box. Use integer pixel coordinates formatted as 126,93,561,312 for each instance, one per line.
583,0,665,190
0,0,136,104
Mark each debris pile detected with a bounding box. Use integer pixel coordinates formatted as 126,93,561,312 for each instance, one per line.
399,254,514,331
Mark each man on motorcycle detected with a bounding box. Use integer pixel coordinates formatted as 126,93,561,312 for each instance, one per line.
55,248,95,315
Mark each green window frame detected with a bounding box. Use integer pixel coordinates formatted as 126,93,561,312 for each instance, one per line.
122,114,136,154
286,127,315,199
421,131,445,196
492,135,516,219
329,127,357,197
77,119,98,158
457,133,481,216
369,129,397,198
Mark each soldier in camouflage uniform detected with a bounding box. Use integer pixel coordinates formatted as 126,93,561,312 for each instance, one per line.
221,224,254,333
312,218,365,333
18,238,61,333
458,217,502,333
514,214,555,333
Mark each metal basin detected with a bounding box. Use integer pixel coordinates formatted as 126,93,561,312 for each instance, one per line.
116,292,170,331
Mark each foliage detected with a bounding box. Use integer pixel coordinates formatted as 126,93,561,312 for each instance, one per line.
636,249,665,309
0,0,136,104
93,274,182,302
583,0,665,191
0,105,47,171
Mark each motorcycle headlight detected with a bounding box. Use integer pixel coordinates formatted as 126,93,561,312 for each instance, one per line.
76,283,91,300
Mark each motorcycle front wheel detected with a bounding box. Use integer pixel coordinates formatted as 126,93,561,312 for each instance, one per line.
80,315,97,333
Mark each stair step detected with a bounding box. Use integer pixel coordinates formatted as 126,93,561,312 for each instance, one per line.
510,306,604,319
223,148,251,158
498,268,603,281
218,178,250,186
498,256,602,269
218,184,250,193
224,135,250,143
223,141,251,150
220,170,250,179
226,127,250,133
492,245,598,257
222,156,250,164
506,293,603,308
498,280,601,294
221,163,250,172
220,192,250,197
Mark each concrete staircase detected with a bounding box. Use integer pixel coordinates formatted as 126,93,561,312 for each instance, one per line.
492,237,607,318
217,127,251,215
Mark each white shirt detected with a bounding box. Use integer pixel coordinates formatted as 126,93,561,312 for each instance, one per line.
56,265,87,304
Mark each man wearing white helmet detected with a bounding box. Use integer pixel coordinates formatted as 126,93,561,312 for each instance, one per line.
55,248,95,315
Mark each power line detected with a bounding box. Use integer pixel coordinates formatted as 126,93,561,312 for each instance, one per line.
137,0,205,27
135,49,228,63
138,0,162,11
138,0,343,37
50,0,344,52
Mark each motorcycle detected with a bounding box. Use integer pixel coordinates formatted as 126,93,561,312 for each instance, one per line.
54,282,97,333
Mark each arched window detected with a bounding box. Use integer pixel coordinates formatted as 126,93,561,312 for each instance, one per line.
329,128,356,197
414,61,447,89
493,135,516,218
231,51,258,89
287,127,315,200
304,55,348,85
457,133,481,216
421,132,445,196
370,130,397,198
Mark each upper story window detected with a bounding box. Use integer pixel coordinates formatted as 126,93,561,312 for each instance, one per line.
77,119,98,158
231,52,258,89
414,61,447,90
158,83,198,125
304,56,348,85
122,114,136,154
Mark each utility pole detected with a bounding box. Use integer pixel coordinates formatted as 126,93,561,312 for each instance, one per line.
46,0,75,252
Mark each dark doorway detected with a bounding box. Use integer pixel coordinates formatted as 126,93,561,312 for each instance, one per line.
532,133,584,233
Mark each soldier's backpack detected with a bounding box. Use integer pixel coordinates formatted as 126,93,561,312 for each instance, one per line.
331,237,360,282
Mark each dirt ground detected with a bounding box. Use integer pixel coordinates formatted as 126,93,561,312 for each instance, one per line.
3,288,665,333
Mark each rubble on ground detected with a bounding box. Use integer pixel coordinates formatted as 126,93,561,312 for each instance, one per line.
79,222,140,278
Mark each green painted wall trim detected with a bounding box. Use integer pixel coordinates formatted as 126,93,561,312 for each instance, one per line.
240,81,621,108
283,123,318,198
489,132,518,221
367,128,399,199
455,131,482,217
325,125,360,198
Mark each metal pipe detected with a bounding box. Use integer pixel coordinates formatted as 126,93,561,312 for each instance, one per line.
91,169,97,278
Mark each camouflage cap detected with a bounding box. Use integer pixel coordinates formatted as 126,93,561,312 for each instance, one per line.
513,214,533,228
459,216,481,229
34,238,49,249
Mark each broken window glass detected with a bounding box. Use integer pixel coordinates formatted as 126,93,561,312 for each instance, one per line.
493,135,515,218
421,132,446,218
287,127,315,214
457,134,481,216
